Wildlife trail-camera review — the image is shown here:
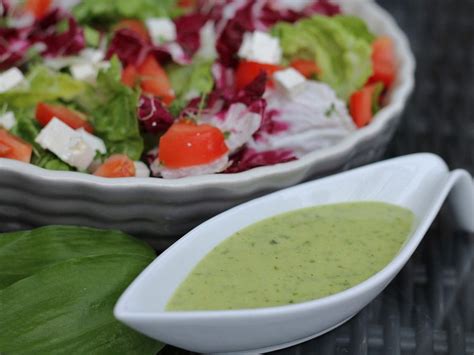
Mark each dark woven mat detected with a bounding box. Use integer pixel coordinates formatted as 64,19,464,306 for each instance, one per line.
163,0,474,354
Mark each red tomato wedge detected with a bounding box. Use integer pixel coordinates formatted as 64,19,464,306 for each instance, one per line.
36,103,94,133
121,64,140,88
235,61,282,91
290,59,321,78
93,154,136,178
159,121,229,168
115,19,150,42
137,55,175,105
0,130,33,163
349,84,379,128
24,0,52,19
368,36,396,88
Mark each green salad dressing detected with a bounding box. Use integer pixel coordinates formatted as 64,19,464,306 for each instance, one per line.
166,202,414,311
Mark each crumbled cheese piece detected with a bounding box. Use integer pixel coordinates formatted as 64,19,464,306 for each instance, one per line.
35,118,95,170
134,161,150,177
80,48,105,63
238,31,282,65
196,21,217,60
272,0,313,11
273,68,306,97
76,128,107,154
70,62,98,83
0,68,25,93
146,18,177,44
0,111,16,130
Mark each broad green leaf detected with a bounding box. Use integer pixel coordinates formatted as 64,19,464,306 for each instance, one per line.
272,15,374,101
0,225,154,289
0,254,163,355
76,57,144,160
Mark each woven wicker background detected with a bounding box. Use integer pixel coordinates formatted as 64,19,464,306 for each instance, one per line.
162,0,474,353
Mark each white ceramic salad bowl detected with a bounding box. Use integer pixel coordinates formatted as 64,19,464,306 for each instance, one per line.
0,0,415,243
114,154,473,353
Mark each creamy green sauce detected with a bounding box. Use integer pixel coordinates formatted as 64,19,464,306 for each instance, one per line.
167,202,414,311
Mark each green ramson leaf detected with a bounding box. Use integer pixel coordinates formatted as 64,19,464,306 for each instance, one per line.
272,15,374,101
0,225,154,289
73,0,182,26
77,57,144,160
168,60,214,102
0,66,86,109
0,226,162,354
0,255,162,355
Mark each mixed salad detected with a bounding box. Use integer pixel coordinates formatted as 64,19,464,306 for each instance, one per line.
0,0,397,178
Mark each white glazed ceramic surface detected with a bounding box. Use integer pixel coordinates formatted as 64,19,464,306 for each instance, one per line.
0,0,415,242
114,154,474,353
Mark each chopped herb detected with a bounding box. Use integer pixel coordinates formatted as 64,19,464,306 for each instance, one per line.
325,102,336,117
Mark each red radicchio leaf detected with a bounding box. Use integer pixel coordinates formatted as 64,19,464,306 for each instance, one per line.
1,7,84,68
306,0,341,16
33,16,85,57
0,33,29,70
106,29,153,67
253,107,289,141
138,95,175,133
1,0,10,17
25,9,85,57
216,1,255,68
233,71,267,106
225,147,296,173
181,69,267,119
0,25,30,70
260,0,340,28
174,13,208,57
107,29,187,67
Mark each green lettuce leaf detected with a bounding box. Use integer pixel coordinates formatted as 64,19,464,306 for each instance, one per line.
0,66,86,109
77,57,144,160
272,15,374,101
0,226,163,354
73,0,182,26
168,60,214,101
332,16,376,43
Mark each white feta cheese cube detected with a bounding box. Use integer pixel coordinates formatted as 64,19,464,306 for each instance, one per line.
146,18,176,44
0,111,16,130
196,21,217,60
76,128,107,154
134,161,150,178
70,62,98,83
66,136,97,171
80,48,105,63
35,118,95,170
272,0,313,11
273,68,306,97
238,31,282,65
0,68,25,93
